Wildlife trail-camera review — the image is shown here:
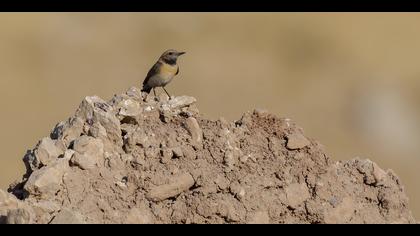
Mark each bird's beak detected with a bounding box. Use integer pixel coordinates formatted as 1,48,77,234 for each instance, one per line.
177,52,186,56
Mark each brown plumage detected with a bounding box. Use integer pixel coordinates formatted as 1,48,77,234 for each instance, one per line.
142,49,185,98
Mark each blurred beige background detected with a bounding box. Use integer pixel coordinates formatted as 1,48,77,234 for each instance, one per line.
0,13,419,218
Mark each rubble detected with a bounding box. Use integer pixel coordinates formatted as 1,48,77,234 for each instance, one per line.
0,87,415,224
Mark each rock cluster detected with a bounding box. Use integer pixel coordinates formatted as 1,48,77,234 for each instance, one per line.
0,87,416,224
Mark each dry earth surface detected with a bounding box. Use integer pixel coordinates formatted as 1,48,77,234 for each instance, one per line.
0,87,416,224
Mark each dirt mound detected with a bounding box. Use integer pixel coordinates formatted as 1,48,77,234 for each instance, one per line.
0,87,416,224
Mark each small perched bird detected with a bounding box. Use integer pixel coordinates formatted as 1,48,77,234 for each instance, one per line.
142,49,186,99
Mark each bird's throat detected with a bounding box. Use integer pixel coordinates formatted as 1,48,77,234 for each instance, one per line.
162,57,177,65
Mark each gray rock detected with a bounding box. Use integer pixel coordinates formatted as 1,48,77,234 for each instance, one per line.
50,121,66,140
53,117,84,147
23,150,40,172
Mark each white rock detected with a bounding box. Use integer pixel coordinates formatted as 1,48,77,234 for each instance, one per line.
185,117,203,148
35,137,64,166
125,86,142,100
372,162,387,186
167,96,196,110
75,96,122,146
286,132,310,150
71,136,104,170
62,149,75,160
118,98,141,117
0,189,19,215
24,158,70,197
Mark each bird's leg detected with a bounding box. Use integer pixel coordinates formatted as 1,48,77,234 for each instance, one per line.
153,88,159,102
162,87,172,100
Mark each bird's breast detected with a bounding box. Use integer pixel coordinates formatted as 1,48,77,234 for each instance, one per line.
147,63,178,87
159,63,178,79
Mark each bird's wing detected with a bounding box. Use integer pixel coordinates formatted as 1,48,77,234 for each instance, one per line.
143,61,162,86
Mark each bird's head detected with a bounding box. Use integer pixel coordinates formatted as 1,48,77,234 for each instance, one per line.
159,49,186,65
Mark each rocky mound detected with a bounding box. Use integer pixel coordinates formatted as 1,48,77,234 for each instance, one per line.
0,87,416,224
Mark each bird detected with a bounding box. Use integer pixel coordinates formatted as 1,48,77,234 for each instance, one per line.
141,49,186,100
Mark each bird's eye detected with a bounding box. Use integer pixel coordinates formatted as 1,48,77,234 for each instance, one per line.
169,52,173,55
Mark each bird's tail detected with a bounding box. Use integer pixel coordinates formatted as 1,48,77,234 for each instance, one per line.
141,85,151,93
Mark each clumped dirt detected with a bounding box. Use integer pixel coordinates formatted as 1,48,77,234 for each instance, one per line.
0,87,416,224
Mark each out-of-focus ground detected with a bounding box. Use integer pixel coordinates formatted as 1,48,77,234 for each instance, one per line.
0,13,419,218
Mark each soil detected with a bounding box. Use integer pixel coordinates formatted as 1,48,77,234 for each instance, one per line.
0,87,416,224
